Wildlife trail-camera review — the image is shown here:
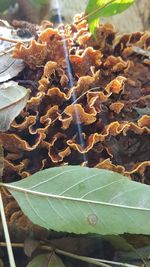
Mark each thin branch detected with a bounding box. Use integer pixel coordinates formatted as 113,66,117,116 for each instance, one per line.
0,242,24,248
0,36,33,44
0,242,109,267
0,242,140,267
0,37,22,44
0,192,16,267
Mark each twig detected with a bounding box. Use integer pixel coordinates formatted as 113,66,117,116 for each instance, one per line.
0,241,109,267
0,241,140,267
0,36,21,44
0,192,16,267
0,36,32,44
0,242,24,248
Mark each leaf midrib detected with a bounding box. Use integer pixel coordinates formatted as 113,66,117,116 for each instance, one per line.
2,183,149,212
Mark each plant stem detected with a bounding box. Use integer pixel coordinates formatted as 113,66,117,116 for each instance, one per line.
0,242,24,248
0,192,16,267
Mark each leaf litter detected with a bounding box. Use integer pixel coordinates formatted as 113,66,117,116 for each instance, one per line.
0,12,149,267
0,81,30,132
0,21,35,82
27,253,65,267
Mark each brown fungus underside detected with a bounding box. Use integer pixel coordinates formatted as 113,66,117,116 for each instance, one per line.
0,20,150,229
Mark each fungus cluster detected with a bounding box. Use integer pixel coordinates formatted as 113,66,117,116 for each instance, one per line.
1,19,150,227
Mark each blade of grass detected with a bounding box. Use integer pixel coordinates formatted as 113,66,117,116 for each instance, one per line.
0,191,16,267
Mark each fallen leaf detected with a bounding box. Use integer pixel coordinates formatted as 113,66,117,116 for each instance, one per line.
0,52,24,83
24,238,40,257
0,24,35,82
4,166,150,235
27,253,65,267
0,81,30,132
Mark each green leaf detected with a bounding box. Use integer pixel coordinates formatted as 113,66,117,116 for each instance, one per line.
0,81,30,132
27,253,65,267
86,0,136,34
3,166,150,235
89,17,100,35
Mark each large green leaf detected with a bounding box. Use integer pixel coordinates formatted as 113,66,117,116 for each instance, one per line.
3,166,150,235
86,0,136,34
0,81,30,132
